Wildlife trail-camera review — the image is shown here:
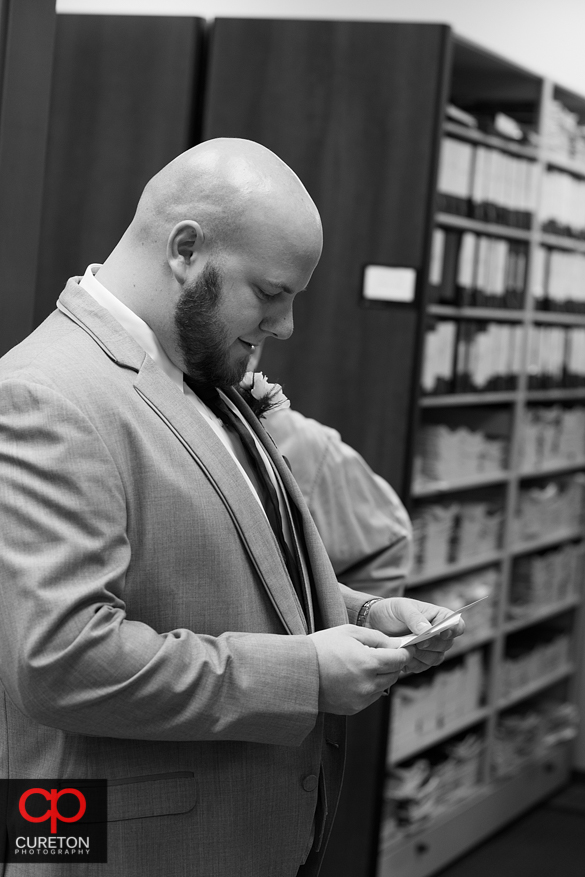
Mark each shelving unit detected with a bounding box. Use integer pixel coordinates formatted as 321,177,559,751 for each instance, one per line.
383,35,585,877
200,18,585,877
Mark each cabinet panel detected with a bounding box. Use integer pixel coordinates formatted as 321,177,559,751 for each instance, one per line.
34,14,205,326
0,0,56,355
204,19,451,492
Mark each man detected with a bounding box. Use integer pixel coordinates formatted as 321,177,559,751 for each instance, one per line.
248,346,413,596
0,139,461,876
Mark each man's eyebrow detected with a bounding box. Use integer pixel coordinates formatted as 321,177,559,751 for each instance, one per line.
266,281,305,295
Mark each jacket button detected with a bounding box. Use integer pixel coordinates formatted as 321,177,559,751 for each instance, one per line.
302,774,318,792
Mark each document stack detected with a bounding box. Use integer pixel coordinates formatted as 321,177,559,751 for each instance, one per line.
519,404,585,470
429,228,527,308
531,246,585,312
542,97,585,168
413,422,507,486
388,651,484,764
421,320,524,394
412,495,503,575
500,631,572,700
454,322,523,392
513,475,585,545
382,732,483,845
437,136,536,228
493,701,579,778
526,325,567,388
509,542,584,618
541,169,585,238
420,320,457,394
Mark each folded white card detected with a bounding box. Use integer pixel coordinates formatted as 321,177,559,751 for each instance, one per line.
398,595,489,647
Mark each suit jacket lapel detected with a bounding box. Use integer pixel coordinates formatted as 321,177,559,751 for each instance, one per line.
56,281,308,636
225,389,349,630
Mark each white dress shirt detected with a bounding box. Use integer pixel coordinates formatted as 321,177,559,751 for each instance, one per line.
78,265,287,528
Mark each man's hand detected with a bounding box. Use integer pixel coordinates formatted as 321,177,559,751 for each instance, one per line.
308,624,410,715
365,597,465,674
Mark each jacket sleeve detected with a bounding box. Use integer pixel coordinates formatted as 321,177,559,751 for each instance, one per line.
0,379,319,746
267,408,413,597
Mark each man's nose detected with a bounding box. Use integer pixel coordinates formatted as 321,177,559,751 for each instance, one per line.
261,300,294,340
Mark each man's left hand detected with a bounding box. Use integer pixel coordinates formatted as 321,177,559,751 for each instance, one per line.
364,597,465,674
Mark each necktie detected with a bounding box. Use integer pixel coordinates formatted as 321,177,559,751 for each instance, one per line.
186,379,309,621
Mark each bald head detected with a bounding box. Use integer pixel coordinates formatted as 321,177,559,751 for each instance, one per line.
95,138,322,377
128,138,322,256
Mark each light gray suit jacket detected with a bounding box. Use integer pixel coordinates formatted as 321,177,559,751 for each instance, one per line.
0,280,371,877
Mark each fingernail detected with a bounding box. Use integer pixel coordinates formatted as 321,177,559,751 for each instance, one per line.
416,621,431,633
441,629,453,639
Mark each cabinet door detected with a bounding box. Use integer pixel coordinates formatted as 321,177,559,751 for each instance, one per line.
34,14,205,326
204,19,451,877
204,18,450,495
0,0,56,355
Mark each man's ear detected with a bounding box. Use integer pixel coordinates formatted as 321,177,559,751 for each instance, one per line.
167,220,205,283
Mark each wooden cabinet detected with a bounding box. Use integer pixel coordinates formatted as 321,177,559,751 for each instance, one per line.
0,0,56,356
33,13,205,326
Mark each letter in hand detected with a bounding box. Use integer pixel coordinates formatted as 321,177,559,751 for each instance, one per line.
308,624,410,715
363,597,466,675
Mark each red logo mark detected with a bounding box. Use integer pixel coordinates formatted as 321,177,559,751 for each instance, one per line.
19,788,86,834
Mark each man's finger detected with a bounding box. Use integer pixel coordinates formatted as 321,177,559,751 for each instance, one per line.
347,624,405,650
371,647,410,673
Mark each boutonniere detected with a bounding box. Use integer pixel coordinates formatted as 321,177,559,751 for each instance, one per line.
238,371,290,420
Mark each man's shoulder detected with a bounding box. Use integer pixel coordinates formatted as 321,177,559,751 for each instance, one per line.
0,300,130,404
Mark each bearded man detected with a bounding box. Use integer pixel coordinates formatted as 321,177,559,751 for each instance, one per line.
0,139,462,877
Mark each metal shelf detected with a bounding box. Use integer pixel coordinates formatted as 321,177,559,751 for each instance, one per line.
406,552,504,588
531,309,585,325
436,212,533,241
412,471,510,497
497,663,575,710
504,598,581,634
421,391,518,407
539,232,585,254
388,706,490,766
544,152,585,179
511,527,584,556
518,460,585,478
526,387,585,402
444,120,538,159
428,304,526,322
428,304,585,327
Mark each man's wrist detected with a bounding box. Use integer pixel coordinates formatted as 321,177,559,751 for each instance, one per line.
356,597,384,628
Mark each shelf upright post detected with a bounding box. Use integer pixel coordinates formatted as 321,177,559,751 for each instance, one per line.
481,73,550,780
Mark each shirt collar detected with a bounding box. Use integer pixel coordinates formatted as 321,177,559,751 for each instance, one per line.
79,264,185,392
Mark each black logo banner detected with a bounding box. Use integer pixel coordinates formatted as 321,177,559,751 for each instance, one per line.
0,779,107,863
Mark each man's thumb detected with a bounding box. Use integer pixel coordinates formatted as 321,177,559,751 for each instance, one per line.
406,612,433,635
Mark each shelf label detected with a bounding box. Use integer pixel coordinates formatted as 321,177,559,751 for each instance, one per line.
363,265,417,303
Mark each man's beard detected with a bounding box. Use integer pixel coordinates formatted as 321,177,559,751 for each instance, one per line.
174,262,249,389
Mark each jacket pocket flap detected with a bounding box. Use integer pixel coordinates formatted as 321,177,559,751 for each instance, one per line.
107,771,196,822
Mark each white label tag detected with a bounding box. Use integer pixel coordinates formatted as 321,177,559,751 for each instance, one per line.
363,265,417,303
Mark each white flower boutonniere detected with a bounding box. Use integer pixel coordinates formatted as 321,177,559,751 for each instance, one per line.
238,371,290,420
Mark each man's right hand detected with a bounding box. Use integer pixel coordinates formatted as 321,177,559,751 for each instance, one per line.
308,624,410,715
